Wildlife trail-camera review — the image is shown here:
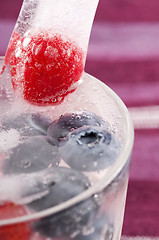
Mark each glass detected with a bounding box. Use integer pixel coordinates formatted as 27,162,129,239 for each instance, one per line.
0,56,134,240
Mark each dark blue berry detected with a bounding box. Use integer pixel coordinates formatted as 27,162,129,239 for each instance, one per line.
59,126,120,172
29,167,101,238
74,215,113,240
47,111,109,144
2,136,60,174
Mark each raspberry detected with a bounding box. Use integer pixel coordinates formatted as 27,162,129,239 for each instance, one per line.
9,31,84,105
0,202,31,240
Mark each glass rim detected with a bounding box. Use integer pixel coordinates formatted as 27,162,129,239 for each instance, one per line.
0,56,134,226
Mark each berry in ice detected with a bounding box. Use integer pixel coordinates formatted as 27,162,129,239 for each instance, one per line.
0,201,31,240
7,30,84,105
47,111,109,145
28,167,100,238
2,136,60,175
59,126,121,171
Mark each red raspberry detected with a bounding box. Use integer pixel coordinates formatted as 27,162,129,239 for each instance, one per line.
9,31,85,105
0,202,31,240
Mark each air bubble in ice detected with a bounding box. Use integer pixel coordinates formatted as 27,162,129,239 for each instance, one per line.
93,161,97,167
15,48,22,58
22,36,31,48
21,159,31,168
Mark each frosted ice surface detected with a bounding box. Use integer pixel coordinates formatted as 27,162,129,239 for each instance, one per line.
0,129,21,152
31,0,99,50
16,0,38,34
1,113,44,137
0,170,49,204
0,168,73,204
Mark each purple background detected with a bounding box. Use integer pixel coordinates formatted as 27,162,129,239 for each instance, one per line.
1,0,159,236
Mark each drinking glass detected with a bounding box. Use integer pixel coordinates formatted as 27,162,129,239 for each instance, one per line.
0,55,134,240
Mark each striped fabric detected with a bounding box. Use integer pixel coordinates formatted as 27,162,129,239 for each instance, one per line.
122,237,159,240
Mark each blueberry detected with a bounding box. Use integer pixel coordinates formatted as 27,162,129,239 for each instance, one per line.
1,113,43,137
74,215,113,240
47,111,109,145
2,136,60,174
29,167,101,238
28,113,52,135
59,126,121,172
